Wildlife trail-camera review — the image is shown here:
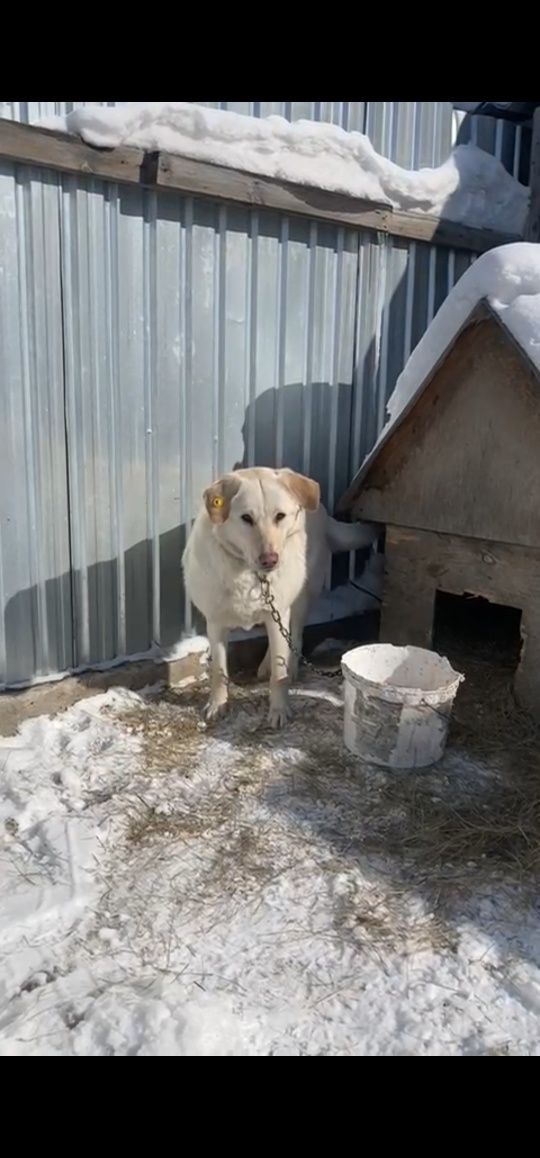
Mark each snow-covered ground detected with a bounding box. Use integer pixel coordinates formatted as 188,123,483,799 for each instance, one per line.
37,102,528,234
2,664,540,1056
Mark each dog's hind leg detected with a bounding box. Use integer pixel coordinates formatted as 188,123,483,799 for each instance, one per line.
257,644,271,682
288,589,310,682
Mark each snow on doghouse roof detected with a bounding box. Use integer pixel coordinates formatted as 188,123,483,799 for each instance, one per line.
338,243,540,510
36,102,528,233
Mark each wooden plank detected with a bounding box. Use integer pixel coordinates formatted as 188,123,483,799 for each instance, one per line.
0,117,146,184
351,317,540,550
157,150,390,224
0,118,519,254
377,212,517,254
380,530,437,651
525,106,540,242
158,153,515,253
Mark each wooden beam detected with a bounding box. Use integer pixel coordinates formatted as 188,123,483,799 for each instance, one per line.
0,117,146,185
157,152,515,253
0,117,520,255
157,149,390,226
525,106,540,242
364,209,515,255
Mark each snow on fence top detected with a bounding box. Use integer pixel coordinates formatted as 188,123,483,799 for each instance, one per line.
37,101,529,235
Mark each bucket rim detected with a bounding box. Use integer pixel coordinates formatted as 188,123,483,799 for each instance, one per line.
341,642,464,697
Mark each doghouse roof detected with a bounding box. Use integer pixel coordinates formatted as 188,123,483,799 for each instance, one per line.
338,243,540,517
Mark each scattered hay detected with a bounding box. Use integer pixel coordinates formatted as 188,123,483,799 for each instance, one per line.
126,794,233,845
450,651,540,760
126,787,299,907
116,691,207,775
330,873,457,955
282,668,540,911
361,768,540,898
107,640,540,952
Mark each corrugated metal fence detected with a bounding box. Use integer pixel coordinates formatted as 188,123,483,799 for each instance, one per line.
0,102,520,686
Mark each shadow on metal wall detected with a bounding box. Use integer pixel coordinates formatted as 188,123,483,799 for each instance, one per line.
3,380,365,684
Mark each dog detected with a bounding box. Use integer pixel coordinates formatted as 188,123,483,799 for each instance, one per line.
182,467,379,727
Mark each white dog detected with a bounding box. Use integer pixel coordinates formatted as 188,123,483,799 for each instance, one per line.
182,467,378,727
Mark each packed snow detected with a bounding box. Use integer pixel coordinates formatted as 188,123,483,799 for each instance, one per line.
386,242,540,425
2,671,540,1056
36,102,528,234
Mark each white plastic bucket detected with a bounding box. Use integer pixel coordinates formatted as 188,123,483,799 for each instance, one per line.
341,644,464,769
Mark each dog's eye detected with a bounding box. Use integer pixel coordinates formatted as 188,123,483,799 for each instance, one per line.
241,514,254,526
275,512,286,523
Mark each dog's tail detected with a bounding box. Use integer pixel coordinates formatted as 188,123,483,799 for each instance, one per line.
326,515,380,554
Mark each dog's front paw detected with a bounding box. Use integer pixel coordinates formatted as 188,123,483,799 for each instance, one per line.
205,695,228,723
267,695,292,729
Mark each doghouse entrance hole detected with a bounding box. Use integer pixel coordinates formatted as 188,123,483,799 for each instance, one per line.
433,591,522,667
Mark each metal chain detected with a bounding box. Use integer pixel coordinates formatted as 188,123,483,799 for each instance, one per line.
258,575,343,681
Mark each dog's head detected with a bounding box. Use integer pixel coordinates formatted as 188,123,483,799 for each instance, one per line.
203,467,320,572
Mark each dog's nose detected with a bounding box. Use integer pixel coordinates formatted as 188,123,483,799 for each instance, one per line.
259,551,279,571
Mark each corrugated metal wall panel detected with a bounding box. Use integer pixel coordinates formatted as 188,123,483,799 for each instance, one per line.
0,163,72,685
350,233,477,477
458,113,530,183
0,103,510,684
57,182,360,666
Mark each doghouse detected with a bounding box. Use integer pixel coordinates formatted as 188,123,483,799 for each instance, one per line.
338,299,540,718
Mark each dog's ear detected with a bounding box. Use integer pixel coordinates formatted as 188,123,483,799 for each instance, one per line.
203,474,241,524
278,469,320,512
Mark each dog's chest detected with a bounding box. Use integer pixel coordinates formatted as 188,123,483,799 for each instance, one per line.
222,570,267,629
217,559,305,629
